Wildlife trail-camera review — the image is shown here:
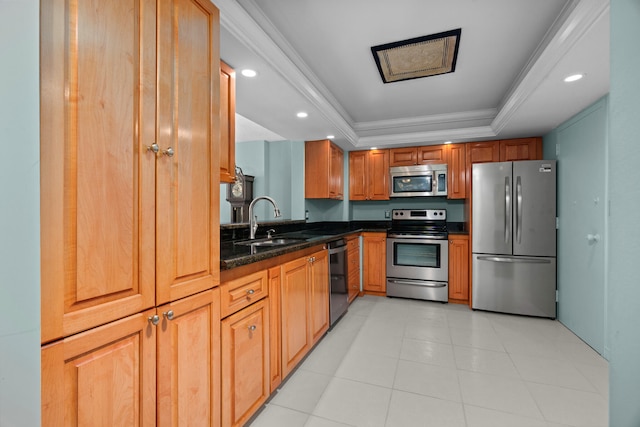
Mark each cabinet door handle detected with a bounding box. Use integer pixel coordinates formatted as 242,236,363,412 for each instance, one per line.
162,147,174,157
163,310,174,320
148,314,160,326
146,143,159,154
248,325,257,331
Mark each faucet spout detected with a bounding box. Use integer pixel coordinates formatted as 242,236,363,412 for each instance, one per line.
248,196,282,239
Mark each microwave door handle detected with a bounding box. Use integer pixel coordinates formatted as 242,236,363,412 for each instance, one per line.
505,176,511,244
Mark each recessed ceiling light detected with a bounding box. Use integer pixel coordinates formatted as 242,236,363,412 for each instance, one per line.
564,73,584,83
241,69,257,77
296,112,308,118
370,147,378,150
326,135,335,139
444,140,453,144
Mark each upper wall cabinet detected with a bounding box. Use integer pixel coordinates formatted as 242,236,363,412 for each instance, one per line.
389,145,447,166
446,143,467,199
305,139,344,199
220,60,236,183
467,138,542,165
40,0,221,343
349,149,390,200
499,137,542,161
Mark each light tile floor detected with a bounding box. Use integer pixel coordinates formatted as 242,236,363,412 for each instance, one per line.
248,296,608,427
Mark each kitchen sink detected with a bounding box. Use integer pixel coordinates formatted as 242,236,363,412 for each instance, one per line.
234,237,306,247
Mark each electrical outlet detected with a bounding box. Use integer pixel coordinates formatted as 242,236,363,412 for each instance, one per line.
384,210,390,218
305,210,309,220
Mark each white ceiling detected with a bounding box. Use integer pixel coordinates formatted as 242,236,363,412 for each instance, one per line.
216,0,610,151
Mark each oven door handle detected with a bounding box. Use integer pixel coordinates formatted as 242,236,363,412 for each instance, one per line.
387,279,447,288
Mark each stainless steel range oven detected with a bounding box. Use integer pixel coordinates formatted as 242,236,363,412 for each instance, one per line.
386,209,449,302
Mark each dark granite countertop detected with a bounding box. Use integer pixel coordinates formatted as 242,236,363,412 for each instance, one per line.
220,219,468,270
220,220,390,270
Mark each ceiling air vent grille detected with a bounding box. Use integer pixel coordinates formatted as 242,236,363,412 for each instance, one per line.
371,28,462,83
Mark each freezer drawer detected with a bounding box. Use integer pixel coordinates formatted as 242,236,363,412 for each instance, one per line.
472,254,556,318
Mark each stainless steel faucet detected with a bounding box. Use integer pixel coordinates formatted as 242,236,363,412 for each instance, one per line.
248,196,281,239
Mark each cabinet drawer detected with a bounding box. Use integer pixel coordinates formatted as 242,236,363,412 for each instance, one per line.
220,270,268,318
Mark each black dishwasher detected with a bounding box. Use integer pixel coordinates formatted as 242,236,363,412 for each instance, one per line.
328,239,348,327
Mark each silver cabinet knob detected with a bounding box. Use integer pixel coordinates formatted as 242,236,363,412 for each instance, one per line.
248,325,257,331
146,143,159,153
162,147,174,157
246,289,255,295
163,310,175,320
148,314,160,325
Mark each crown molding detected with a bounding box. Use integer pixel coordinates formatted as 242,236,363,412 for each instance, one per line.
492,0,610,133
216,0,607,148
354,109,497,132
216,0,359,145
356,126,496,148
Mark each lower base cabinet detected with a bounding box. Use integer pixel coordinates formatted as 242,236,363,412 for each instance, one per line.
448,234,470,303
221,299,270,427
362,232,387,295
42,288,222,427
280,249,329,378
346,235,360,302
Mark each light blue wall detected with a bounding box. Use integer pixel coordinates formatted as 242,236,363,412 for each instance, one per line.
350,198,466,222
221,140,305,224
543,96,608,356
0,0,41,425
304,153,467,222
608,0,640,425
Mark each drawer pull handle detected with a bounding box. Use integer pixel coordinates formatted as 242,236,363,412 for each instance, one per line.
246,289,255,295
248,325,257,331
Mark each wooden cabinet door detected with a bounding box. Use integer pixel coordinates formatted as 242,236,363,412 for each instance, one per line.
268,266,282,392
367,149,390,200
499,137,542,161
417,145,447,164
155,0,220,304
221,299,269,427
362,233,387,294
157,289,221,427
281,257,311,377
220,60,236,183
305,139,344,199
448,235,469,302
346,236,361,302
447,143,467,199
389,147,417,166
467,141,500,165
309,250,330,345
330,144,344,199
349,150,368,200
41,310,157,427
220,270,268,318
40,0,157,343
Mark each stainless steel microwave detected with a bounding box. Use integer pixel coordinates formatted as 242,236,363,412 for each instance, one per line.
389,164,447,197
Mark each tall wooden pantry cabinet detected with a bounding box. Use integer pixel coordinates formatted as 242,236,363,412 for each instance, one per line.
40,0,222,425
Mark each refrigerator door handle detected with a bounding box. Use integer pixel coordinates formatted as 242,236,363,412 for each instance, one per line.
516,176,523,244
476,255,552,264
505,176,511,244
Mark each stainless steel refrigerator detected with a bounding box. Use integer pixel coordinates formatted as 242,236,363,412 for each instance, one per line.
472,160,557,318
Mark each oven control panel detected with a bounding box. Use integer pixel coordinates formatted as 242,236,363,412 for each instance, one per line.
391,209,446,221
